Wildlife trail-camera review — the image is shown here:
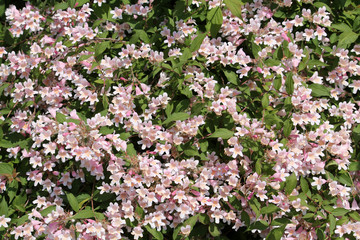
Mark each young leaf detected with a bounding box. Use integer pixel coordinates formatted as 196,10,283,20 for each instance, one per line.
71,209,95,219
207,7,223,37
349,162,360,171
0,163,13,175
56,112,67,123
261,93,269,108
266,225,286,240
273,75,282,90
300,177,310,196
250,220,269,230
223,69,239,85
40,206,56,217
54,2,69,11
338,31,358,48
328,214,336,234
283,120,292,137
190,32,207,52
173,214,198,240
208,128,234,139
95,41,110,58
0,198,8,216
144,225,164,240
162,112,190,125
260,204,280,214
66,192,80,212
208,223,221,237
285,72,294,95
285,172,297,195
224,0,243,19
332,208,349,216
316,228,325,240
308,84,331,97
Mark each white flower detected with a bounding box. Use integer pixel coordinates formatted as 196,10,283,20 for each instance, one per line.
0,215,11,228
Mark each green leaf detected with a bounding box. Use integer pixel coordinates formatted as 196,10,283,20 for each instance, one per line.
266,225,286,240
224,0,243,18
349,211,360,221
144,225,163,240
285,72,294,95
54,2,69,10
190,33,207,52
331,23,352,32
241,211,250,226
285,172,297,195
283,119,292,137
173,214,198,240
260,204,280,214
307,60,329,68
66,192,79,212
13,192,27,212
328,214,336,234
271,217,291,226
300,177,310,196
209,223,221,237
135,204,145,219
273,75,282,90
308,84,330,97
251,42,261,58
68,0,76,8
71,209,96,219
332,208,349,216
249,198,260,218
12,214,29,225
56,112,67,123
0,83,9,96
199,213,210,225
349,162,360,171
338,31,359,48
162,112,190,125
0,1,5,18
265,59,281,67
102,94,109,110
264,114,282,128
40,206,56,217
338,171,352,186
178,48,191,65
78,55,92,61
126,143,137,157
316,228,325,240
261,93,269,108
75,0,90,7
136,30,150,43
208,128,234,139
0,163,13,175
250,220,269,230
0,198,8,216
184,147,200,157
223,70,239,85
228,195,242,210
99,127,114,135
207,7,223,37
95,41,110,58
7,180,18,203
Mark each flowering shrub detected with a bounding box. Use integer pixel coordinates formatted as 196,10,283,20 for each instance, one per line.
0,0,360,239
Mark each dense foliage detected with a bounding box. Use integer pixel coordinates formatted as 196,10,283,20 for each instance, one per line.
0,0,360,239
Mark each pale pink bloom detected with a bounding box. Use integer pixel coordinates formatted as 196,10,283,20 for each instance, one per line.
94,0,106,6
0,215,11,228
180,225,191,235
